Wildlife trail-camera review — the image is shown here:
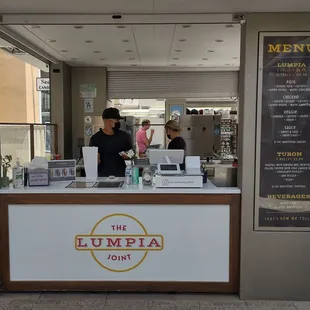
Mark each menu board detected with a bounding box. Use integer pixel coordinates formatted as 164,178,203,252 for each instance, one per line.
256,34,310,230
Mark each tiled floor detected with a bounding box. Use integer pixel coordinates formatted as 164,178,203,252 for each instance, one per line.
0,293,309,310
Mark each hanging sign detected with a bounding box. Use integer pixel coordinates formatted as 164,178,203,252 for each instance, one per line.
36,78,50,91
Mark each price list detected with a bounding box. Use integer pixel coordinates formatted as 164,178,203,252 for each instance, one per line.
257,35,310,229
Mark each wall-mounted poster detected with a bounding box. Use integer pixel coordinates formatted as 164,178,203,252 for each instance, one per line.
80,84,97,98
84,98,94,113
170,105,183,122
255,32,310,231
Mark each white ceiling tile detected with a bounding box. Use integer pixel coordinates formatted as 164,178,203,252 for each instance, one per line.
7,24,241,69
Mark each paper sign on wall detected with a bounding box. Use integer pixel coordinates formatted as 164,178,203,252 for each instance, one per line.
85,125,93,136
84,116,92,124
80,84,97,98
84,99,94,113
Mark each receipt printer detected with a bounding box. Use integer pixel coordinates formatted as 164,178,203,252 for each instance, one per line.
185,156,201,175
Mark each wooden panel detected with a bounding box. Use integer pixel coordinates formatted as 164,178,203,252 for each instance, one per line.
0,193,240,293
6,193,237,205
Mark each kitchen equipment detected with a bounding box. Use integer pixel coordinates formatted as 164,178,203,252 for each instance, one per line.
94,181,124,188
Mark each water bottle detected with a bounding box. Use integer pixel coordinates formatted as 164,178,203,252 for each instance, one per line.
13,158,24,189
125,163,132,185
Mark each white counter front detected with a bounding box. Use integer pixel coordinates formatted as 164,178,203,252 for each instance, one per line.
0,177,241,293
0,177,240,194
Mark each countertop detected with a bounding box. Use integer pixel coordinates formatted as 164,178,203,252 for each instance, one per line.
0,177,240,195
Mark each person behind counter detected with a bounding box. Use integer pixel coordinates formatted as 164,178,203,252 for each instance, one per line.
165,120,186,170
89,107,132,177
136,119,155,157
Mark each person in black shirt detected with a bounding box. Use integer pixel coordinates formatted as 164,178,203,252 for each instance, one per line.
165,120,186,170
89,108,132,177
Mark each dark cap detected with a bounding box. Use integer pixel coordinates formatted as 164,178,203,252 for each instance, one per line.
102,107,125,120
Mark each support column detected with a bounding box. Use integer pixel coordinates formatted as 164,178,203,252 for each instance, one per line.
50,62,72,159
239,13,310,300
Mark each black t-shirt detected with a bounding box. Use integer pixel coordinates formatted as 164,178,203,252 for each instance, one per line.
168,136,186,170
89,130,132,177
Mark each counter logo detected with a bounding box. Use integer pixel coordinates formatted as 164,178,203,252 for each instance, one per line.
75,213,164,272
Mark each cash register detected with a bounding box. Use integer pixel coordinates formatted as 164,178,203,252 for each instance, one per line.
149,149,203,188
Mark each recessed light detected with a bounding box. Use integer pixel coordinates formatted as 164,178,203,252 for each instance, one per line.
202,58,208,60
100,58,106,61
170,64,177,66
225,63,230,66
60,50,68,53
197,64,203,67
85,40,93,43
71,58,78,60
74,25,84,29
46,39,56,43
232,57,239,60
131,64,138,67
179,39,187,42
117,25,126,29
172,58,179,60
122,40,130,43
174,50,182,53
182,25,191,28
93,51,101,53
30,25,40,29
208,49,215,53
215,39,224,43
126,50,133,53
225,24,234,28
129,57,135,60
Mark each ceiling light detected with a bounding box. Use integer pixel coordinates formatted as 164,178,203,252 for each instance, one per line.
85,40,93,43
225,24,234,28
215,39,224,43
46,39,56,43
122,40,130,43
117,25,126,29
225,63,230,66
172,58,179,60
129,57,135,60
131,64,138,67
174,50,182,53
182,25,191,28
93,51,101,53
126,50,133,53
170,64,177,67
202,58,208,60
74,26,84,29
208,49,215,53
179,39,187,42
60,50,68,53
232,57,239,59
197,64,203,67
30,25,40,29
100,58,106,61
71,58,78,60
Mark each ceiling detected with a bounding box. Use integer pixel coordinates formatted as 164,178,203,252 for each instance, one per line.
7,24,240,69
0,0,310,13
0,37,48,71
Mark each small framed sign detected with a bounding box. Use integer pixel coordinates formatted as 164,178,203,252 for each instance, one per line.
28,170,49,187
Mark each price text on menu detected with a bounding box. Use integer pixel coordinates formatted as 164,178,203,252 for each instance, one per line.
258,35,310,229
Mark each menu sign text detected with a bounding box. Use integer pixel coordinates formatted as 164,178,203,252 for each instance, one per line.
257,34,310,230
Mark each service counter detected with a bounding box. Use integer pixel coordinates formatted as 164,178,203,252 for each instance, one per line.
0,178,241,293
